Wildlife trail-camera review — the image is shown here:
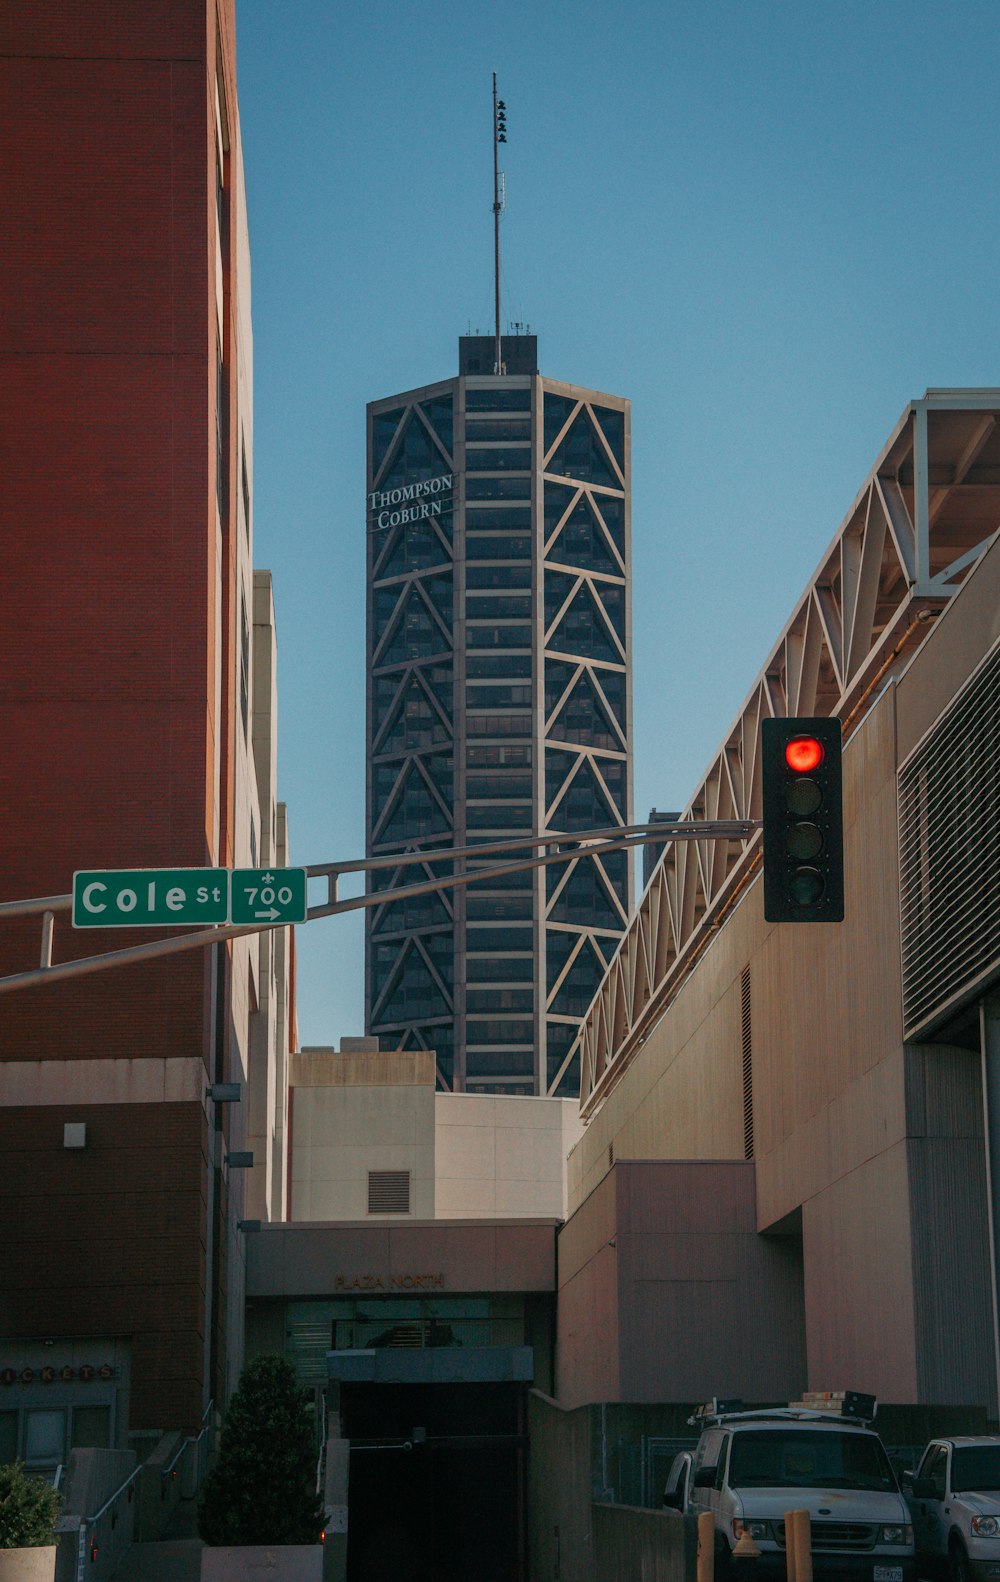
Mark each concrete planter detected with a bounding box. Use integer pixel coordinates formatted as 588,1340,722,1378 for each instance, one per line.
200,1545,323,1581
0,1549,57,1582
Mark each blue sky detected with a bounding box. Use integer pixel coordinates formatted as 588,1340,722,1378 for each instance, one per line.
236,0,1000,1047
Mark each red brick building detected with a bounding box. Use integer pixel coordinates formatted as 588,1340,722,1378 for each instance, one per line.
0,1,292,1466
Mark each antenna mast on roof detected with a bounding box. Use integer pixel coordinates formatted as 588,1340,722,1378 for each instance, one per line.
492,74,507,375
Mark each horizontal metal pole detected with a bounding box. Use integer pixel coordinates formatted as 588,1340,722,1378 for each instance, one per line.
306,828,754,921
0,820,760,923
308,818,759,878
0,891,73,919
0,821,760,995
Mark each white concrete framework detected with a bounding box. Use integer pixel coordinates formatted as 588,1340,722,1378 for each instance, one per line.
575,392,1000,1117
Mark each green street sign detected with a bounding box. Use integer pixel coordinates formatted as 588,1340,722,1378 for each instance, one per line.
230,868,308,926
73,868,228,928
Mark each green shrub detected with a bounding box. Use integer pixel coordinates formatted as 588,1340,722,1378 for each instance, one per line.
197,1355,325,1547
0,1462,61,1549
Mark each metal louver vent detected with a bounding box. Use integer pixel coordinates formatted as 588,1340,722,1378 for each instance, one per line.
899,635,1000,1037
741,965,753,1159
367,1169,411,1215
284,1318,332,1385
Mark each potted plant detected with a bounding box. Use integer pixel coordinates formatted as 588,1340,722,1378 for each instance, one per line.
198,1355,325,1581
0,1463,61,1582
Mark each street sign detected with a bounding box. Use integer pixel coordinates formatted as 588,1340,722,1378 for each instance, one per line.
230,868,308,926
73,868,228,928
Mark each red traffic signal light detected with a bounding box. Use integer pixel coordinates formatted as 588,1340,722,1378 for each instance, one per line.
784,735,824,774
762,717,844,923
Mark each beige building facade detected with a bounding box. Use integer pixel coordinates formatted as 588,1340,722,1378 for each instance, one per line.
287,1041,583,1222
557,392,1000,1414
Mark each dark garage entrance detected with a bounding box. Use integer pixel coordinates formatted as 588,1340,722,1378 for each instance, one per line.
343,1381,526,1582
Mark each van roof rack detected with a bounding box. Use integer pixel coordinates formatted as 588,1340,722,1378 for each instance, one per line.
689,1398,745,1425
789,1392,877,1424
688,1392,877,1428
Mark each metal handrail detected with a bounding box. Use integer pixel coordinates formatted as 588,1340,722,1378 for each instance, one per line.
84,1464,143,1527
315,1400,328,1498
71,1403,215,1580
76,1464,142,1582
162,1398,215,1481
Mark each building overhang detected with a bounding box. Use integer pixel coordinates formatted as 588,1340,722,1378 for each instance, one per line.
246,1218,559,1299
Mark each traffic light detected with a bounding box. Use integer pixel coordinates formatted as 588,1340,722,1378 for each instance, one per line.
761,716,844,923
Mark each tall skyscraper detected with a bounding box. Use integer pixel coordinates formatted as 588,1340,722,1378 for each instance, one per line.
365,335,632,1096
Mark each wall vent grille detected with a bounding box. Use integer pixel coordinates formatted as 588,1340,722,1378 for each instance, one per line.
367,1169,411,1215
899,635,1000,1036
741,965,753,1159
284,1318,331,1385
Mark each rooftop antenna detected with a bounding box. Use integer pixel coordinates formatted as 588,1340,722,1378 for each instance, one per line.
492,73,507,375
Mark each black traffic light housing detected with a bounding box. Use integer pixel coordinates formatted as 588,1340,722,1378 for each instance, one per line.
761,716,844,923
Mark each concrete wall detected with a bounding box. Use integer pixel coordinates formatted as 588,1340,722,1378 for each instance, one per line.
557,1161,806,1408
527,1393,595,1582
202,1548,322,1582
562,632,999,1407
246,1219,558,1299
288,1053,437,1221
556,1169,621,1406
288,1052,583,1222
435,1093,582,1218
56,1449,137,1582
592,1503,695,1582
526,1393,698,1582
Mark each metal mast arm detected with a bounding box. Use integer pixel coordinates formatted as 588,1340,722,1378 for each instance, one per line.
0,819,759,995
493,73,502,373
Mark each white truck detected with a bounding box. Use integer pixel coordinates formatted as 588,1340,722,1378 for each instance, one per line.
664,1395,916,1580
903,1436,1000,1581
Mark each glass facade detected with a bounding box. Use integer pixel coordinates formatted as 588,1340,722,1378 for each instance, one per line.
366,347,631,1096
283,1296,529,1386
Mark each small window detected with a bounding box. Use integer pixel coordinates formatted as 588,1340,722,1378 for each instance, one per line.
24,1409,65,1466
466,446,533,472
465,387,531,413
466,475,531,501
696,1428,724,1474
921,1444,948,1496
368,1170,410,1215
71,1405,111,1450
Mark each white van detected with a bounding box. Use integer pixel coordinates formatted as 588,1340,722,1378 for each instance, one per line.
677,1397,916,1580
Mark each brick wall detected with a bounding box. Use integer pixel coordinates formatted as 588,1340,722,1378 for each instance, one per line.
0,0,243,1432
